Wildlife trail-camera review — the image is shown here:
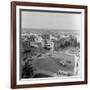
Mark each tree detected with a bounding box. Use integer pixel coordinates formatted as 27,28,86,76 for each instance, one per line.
42,33,50,40
29,35,36,42
22,61,34,78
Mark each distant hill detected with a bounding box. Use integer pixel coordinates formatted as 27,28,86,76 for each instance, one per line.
22,28,79,35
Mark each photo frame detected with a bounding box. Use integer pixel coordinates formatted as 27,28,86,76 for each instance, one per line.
11,1,88,89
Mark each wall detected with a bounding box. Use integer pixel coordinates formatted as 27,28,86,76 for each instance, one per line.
0,0,89,90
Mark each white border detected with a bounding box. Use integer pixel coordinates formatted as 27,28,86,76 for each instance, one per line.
16,6,85,85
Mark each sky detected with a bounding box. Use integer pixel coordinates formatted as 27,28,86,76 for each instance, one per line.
21,10,82,31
